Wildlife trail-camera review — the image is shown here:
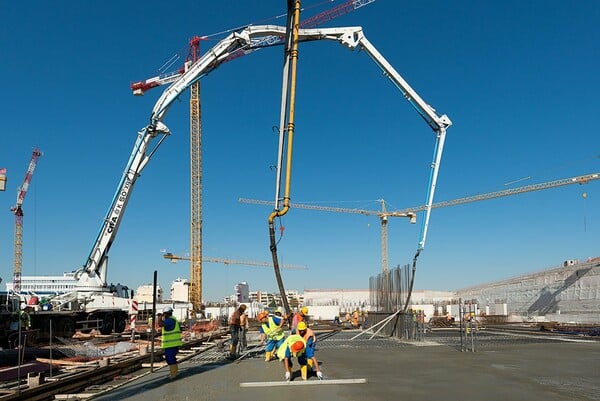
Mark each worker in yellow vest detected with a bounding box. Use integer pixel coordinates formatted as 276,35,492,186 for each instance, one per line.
158,307,183,379
277,334,307,381
258,311,286,362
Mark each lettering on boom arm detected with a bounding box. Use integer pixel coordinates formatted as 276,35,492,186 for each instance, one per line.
106,176,132,235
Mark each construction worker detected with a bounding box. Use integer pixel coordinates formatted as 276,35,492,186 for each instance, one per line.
239,306,248,352
291,306,308,334
257,311,285,362
19,304,32,330
9,304,32,333
157,307,182,379
228,304,247,358
352,309,360,328
147,315,154,335
7,304,33,350
276,333,307,381
297,321,323,379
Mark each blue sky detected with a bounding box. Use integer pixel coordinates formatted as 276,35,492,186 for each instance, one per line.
1,1,598,302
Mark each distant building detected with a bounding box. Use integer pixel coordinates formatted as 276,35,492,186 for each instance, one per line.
134,284,163,303
171,278,190,302
245,289,303,308
235,282,250,303
304,289,370,309
5,273,76,296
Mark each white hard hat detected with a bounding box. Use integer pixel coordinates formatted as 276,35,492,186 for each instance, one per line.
163,307,174,314
20,303,27,310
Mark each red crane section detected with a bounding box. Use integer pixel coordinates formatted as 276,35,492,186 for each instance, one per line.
129,0,375,96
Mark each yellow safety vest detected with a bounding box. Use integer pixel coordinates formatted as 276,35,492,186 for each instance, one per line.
161,317,183,349
261,316,284,341
20,311,31,329
277,334,306,360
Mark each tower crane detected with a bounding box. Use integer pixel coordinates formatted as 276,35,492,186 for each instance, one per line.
0,167,6,191
239,171,600,274
188,36,203,315
162,252,307,270
129,1,375,313
393,172,600,214
239,197,416,275
11,148,42,294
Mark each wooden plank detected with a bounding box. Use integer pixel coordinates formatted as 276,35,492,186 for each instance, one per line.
141,362,167,368
240,378,368,387
36,358,96,366
55,393,97,400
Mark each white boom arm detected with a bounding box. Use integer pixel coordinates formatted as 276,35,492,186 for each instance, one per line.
76,121,170,290
78,24,450,289
151,25,451,251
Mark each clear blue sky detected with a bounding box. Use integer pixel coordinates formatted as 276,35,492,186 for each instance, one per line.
1,1,598,302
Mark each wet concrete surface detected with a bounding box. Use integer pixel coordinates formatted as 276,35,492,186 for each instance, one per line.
94,328,600,401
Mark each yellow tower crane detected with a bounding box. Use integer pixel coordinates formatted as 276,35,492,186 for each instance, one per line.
239,171,600,274
238,198,416,275
131,37,205,313
162,252,307,270
188,37,203,314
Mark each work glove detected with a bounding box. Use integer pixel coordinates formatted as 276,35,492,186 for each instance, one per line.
285,371,291,381
316,371,323,380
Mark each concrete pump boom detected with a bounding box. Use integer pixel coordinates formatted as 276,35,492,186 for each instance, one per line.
79,23,450,298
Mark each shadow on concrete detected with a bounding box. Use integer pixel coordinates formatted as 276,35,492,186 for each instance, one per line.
95,360,231,400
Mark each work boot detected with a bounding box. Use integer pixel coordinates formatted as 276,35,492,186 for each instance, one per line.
300,365,308,381
307,359,314,369
229,344,236,359
264,351,272,362
169,364,178,379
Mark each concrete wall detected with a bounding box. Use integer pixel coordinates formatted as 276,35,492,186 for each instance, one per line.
456,259,600,323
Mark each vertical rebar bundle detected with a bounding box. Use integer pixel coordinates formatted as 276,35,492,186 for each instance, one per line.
369,264,412,313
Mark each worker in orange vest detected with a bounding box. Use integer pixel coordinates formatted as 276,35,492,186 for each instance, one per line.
297,321,323,379
291,306,308,334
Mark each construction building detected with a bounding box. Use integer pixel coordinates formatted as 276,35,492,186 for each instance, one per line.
456,257,600,323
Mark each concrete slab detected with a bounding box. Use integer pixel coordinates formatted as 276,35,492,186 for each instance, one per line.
93,329,600,401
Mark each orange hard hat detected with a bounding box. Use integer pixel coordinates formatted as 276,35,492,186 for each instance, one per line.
290,341,305,353
300,307,308,315
297,321,307,331
257,311,268,320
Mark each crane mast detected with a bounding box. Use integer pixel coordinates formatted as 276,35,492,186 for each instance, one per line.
188,36,203,314
11,148,42,294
